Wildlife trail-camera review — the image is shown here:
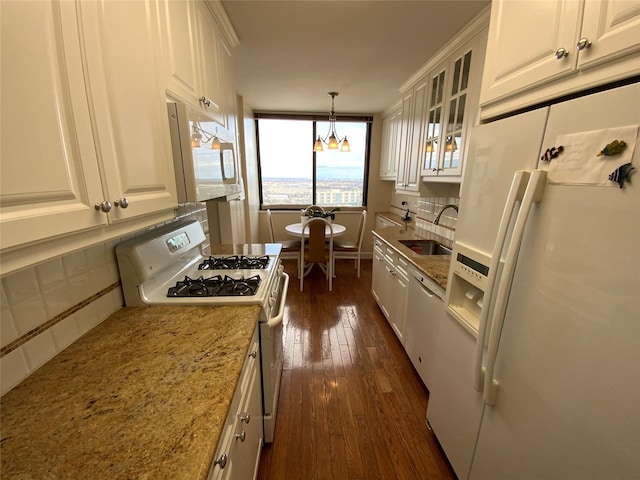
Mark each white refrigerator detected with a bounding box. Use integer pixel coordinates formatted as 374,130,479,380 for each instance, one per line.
427,82,640,479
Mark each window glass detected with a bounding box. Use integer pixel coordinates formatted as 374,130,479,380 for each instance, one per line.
259,119,313,206
315,121,367,207
257,117,370,208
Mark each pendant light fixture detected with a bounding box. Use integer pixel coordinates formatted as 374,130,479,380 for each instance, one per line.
191,122,221,150
313,92,350,152
445,135,457,152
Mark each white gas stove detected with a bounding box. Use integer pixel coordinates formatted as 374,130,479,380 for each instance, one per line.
115,220,287,443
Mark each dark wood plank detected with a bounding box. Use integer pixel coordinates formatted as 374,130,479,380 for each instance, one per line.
258,258,456,480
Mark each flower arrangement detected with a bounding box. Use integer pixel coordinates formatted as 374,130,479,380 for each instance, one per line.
302,206,341,221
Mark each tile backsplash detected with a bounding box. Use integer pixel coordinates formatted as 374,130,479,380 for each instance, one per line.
0,202,208,395
391,195,460,242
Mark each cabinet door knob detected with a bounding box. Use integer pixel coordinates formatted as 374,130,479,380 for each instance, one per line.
94,201,112,213
249,350,257,358
576,38,592,51
235,430,246,442
199,96,211,107
555,47,569,59
114,198,129,208
240,413,250,424
213,453,227,469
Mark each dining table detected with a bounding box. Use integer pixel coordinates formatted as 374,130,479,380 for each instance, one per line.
284,222,346,238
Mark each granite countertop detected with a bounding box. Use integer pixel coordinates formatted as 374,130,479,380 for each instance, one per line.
373,220,452,290
1,304,261,480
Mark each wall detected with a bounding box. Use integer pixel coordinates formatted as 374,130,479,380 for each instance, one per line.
238,95,261,244
0,203,209,395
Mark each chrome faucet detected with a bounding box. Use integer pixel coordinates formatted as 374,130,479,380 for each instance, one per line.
402,208,411,221
433,204,458,225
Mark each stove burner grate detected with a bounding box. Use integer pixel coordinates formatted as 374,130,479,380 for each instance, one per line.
198,255,270,270
166,275,262,297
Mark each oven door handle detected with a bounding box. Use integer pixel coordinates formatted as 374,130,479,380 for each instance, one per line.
267,272,289,328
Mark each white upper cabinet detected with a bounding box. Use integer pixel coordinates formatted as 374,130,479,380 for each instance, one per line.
0,0,176,271
0,0,106,251
161,0,238,129
379,104,402,180
391,11,488,190
395,89,422,193
194,0,225,125
480,0,640,119
81,0,177,223
0,1,107,250
161,0,200,105
420,32,487,181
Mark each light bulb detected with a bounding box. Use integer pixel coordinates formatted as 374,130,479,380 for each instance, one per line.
328,133,339,150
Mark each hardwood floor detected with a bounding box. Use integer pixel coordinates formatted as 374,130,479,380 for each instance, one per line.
257,258,456,480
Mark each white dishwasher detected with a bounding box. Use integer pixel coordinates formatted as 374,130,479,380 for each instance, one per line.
404,265,446,391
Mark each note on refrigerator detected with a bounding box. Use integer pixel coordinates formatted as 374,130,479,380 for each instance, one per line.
539,125,638,185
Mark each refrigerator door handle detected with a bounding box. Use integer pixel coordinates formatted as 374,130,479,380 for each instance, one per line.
473,170,530,392
483,169,547,406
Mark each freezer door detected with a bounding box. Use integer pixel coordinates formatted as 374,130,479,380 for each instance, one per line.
455,107,548,257
469,83,640,479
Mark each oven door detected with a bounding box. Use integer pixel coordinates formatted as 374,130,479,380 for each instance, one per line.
260,268,289,443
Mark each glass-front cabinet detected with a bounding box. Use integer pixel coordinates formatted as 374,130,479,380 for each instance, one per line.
422,67,446,175
421,39,480,179
381,11,488,188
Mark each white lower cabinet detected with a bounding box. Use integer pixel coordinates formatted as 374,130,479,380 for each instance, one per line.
372,236,448,391
372,237,409,345
210,326,263,480
371,239,387,311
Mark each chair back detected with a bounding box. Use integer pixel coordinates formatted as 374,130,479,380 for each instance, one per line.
266,209,276,242
302,217,333,263
356,210,367,248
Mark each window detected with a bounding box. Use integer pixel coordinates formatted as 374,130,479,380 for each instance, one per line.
256,115,371,209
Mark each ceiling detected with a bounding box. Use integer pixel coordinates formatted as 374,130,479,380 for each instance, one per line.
220,0,490,116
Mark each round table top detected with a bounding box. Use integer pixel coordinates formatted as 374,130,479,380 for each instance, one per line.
285,222,346,237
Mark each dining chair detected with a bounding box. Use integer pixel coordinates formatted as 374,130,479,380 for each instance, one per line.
300,217,334,291
266,209,301,277
333,210,367,278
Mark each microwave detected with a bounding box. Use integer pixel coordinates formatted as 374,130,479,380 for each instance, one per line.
167,102,241,202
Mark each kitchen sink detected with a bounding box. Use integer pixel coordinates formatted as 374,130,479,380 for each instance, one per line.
399,239,452,256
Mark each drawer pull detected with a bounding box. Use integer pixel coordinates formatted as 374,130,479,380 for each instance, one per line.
249,350,257,359
235,430,246,442
213,453,227,469
240,413,250,424
554,47,569,59
576,38,592,51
